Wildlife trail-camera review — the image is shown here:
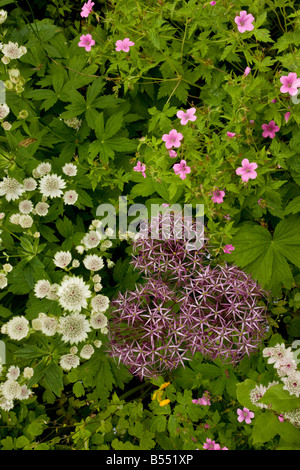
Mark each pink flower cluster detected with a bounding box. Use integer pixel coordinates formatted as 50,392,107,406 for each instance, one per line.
203,438,228,450
235,11,255,33
192,391,211,406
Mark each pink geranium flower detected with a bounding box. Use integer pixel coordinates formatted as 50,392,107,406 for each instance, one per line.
236,158,258,182
133,161,146,178
271,98,277,103
244,66,251,76
80,0,94,18
176,107,197,125
203,438,217,450
162,129,183,149
237,407,255,424
284,111,291,123
280,73,300,96
227,132,236,137
211,189,225,203
115,38,135,52
262,120,280,138
173,160,191,180
235,11,255,33
169,149,177,158
223,244,235,254
210,1,216,5
78,34,95,52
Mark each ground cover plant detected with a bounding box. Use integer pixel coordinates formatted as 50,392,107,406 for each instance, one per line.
0,0,299,451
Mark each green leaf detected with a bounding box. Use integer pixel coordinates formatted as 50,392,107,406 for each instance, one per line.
236,378,258,409
43,362,64,397
258,384,300,412
104,113,124,140
252,412,282,444
253,29,274,42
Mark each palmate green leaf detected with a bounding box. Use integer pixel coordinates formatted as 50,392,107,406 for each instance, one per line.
104,113,124,140
230,216,300,294
284,196,300,215
252,413,282,444
258,384,300,412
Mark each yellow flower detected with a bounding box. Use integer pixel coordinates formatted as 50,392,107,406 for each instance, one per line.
160,382,170,390
159,399,170,407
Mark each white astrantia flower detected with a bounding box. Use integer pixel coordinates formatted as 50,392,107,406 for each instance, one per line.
92,275,101,283
53,251,72,269
19,214,33,228
39,174,66,198
35,201,49,216
23,367,34,379
34,279,52,298
72,259,80,268
83,254,104,271
9,213,20,225
0,273,7,289
1,42,27,59
81,230,102,249
75,245,85,254
282,372,300,397
32,318,42,330
1,379,22,400
0,103,10,120
63,190,78,205
19,384,32,400
90,312,108,329
62,163,77,176
91,295,110,313
263,344,294,365
284,408,300,429
0,176,24,201
8,68,20,83
3,263,12,273
59,313,91,344
6,366,20,380
36,162,51,176
0,397,14,411
2,121,11,130
46,283,60,301
23,177,37,191
60,354,80,371
69,346,78,355
0,10,7,24
6,316,29,341
94,283,102,292
100,240,113,251
40,316,58,337
94,340,102,348
274,356,297,377
57,277,91,312
19,200,33,214
80,344,94,360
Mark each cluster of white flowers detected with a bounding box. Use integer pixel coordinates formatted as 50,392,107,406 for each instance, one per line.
63,117,82,131
0,263,12,290
0,41,27,64
249,343,300,428
0,364,33,412
0,161,78,207
262,343,300,397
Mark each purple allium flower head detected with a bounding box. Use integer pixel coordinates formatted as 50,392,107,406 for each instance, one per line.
106,278,192,379
107,213,268,379
131,210,210,282
182,263,267,363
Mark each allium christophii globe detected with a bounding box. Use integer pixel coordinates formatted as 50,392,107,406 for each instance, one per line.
107,212,268,378
107,278,191,379
131,210,210,282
